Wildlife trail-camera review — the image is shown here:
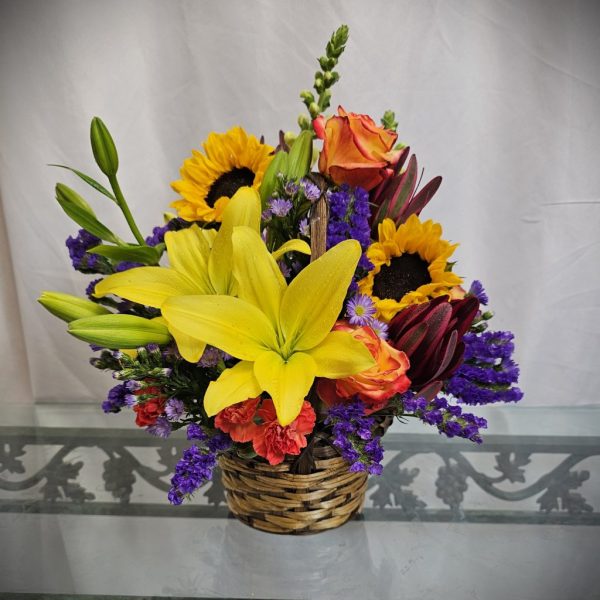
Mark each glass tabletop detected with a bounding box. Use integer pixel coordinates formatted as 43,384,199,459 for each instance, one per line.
1,403,599,600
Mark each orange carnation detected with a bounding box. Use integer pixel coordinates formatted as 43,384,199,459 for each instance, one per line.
253,399,316,465
314,106,401,191
214,397,260,443
318,323,411,412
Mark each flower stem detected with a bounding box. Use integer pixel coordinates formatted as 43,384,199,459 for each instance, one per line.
108,175,145,245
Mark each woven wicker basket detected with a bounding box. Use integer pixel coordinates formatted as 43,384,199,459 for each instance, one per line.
219,444,367,535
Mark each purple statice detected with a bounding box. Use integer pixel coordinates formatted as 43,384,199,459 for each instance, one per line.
168,430,232,505
186,423,207,441
325,399,385,475
468,280,489,305
401,392,487,444
66,229,110,274
278,260,292,278
346,294,376,326
269,198,293,218
147,416,172,438
102,383,131,413
115,261,144,272
326,185,373,272
85,278,102,299
300,178,321,202
145,219,182,247
446,330,524,406
165,398,185,420
298,218,310,237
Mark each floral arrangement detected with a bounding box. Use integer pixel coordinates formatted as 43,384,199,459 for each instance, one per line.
39,26,523,507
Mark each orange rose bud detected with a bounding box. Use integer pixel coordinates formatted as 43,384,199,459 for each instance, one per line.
318,322,411,413
314,106,401,191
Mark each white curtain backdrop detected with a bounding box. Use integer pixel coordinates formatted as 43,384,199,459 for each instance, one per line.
0,0,598,406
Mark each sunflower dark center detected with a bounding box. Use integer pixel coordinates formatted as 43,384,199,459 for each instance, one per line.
372,253,431,301
205,167,255,208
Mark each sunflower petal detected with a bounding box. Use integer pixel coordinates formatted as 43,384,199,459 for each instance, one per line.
232,226,286,327
204,361,262,416
93,267,200,308
305,331,375,378
161,295,277,361
253,351,316,426
164,225,214,293
209,187,262,294
271,239,311,261
279,239,361,352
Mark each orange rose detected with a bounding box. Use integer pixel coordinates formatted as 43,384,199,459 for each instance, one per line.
313,106,401,191
317,322,411,412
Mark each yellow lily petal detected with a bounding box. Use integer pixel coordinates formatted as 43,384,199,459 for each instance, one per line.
271,239,311,261
204,361,262,416
209,187,261,294
232,226,286,327
169,323,206,363
279,239,361,353
253,351,316,426
161,295,277,361
165,225,214,294
305,331,375,377
94,267,200,308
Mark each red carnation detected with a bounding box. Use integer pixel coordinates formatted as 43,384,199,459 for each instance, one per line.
253,399,316,465
133,386,167,427
214,397,260,443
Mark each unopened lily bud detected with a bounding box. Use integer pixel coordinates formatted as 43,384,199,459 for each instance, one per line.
38,291,110,323
90,117,119,177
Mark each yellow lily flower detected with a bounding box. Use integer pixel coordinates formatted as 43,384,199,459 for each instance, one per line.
94,187,311,363
161,228,376,426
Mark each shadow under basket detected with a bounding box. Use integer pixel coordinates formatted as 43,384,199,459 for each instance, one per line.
218,444,367,535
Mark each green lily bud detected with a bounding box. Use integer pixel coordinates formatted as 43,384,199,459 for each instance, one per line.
68,314,172,349
90,117,119,177
259,150,289,205
38,291,111,323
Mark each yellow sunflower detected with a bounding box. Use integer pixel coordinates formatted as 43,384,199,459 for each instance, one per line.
171,126,274,222
358,215,463,321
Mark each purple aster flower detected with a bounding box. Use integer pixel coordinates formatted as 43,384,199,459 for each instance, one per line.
198,346,230,368
299,218,310,237
269,198,293,218
468,280,489,305
370,319,389,340
301,179,321,202
346,295,376,326
147,416,172,438
165,398,185,420
278,260,292,278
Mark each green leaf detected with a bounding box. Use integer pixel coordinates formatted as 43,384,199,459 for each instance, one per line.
48,164,117,202
259,151,289,206
286,130,313,180
55,183,122,245
87,244,162,265
68,314,171,348
90,117,119,177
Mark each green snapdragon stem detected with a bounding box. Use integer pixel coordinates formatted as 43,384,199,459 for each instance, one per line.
108,175,145,245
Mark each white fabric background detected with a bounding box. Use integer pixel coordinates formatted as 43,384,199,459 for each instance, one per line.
0,0,599,406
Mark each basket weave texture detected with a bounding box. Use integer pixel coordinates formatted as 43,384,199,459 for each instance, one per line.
219,445,368,535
